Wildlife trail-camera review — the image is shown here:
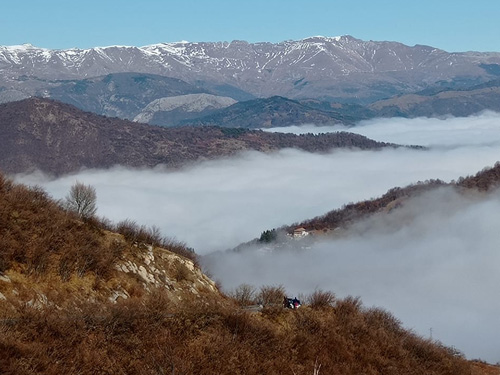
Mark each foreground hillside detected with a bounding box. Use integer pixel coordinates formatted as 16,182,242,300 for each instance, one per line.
0,173,484,374
0,173,216,305
0,98,393,175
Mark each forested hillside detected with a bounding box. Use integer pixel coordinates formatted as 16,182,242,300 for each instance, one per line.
0,97,394,175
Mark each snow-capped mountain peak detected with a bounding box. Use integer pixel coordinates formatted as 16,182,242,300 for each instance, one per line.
0,36,499,103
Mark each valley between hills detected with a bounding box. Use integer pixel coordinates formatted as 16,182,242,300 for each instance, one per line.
1,35,500,373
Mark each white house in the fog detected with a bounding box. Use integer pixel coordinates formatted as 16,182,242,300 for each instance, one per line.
293,227,308,238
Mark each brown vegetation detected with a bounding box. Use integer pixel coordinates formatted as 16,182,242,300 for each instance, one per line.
457,161,500,191
280,162,500,235
257,284,287,306
0,173,198,280
114,219,197,264
0,165,493,374
0,97,394,175
230,283,257,306
0,174,115,279
0,291,472,375
287,179,447,233
471,361,500,375
307,289,336,310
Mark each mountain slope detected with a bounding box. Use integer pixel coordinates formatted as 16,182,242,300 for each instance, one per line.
0,171,218,306
45,72,210,120
2,36,500,103
0,98,393,175
238,163,500,247
180,96,348,128
0,174,477,374
134,93,237,126
370,80,500,117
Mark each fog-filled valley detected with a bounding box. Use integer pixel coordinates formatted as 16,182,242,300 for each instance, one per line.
14,112,500,362
5,1,500,372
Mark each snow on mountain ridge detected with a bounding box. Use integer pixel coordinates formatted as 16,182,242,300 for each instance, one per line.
0,35,413,68
1,36,499,102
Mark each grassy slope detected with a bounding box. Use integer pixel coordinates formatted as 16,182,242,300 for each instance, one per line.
0,173,485,375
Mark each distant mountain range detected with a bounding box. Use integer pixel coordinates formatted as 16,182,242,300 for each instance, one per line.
2,37,500,129
43,73,210,120
2,36,500,105
0,98,394,175
135,93,237,126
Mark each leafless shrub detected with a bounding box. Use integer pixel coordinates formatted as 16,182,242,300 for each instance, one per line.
64,181,97,219
364,306,403,335
307,289,336,309
230,283,256,306
147,225,163,245
258,284,286,306
334,295,363,322
115,219,141,243
160,236,198,266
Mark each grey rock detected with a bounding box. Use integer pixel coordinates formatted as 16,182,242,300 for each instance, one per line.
134,93,237,124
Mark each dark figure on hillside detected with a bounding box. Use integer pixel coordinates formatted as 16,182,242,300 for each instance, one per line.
283,297,291,308
283,297,301,309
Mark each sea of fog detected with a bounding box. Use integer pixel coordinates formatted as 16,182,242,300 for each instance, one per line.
15,112,500,362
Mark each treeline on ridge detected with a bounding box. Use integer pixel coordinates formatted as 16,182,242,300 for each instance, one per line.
284,161,500,234
0,97,395,175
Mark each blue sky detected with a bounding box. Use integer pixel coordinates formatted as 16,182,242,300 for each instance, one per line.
2,0,499,52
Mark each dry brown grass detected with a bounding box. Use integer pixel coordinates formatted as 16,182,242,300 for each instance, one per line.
0,174,120,281
471,361,500,375
0,293,472,375
306,289,336,309
0,173,198,285
0,173,475,375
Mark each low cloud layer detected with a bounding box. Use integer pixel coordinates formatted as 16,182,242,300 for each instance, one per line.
14,112,500,361
265,110,500,147
17,144,500,254
206,187,500,362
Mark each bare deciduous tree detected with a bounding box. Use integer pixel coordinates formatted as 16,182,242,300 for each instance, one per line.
64,181,97,219
230,283,257,306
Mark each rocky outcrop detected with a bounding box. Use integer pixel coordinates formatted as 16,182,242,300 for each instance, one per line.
134,93,237,125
